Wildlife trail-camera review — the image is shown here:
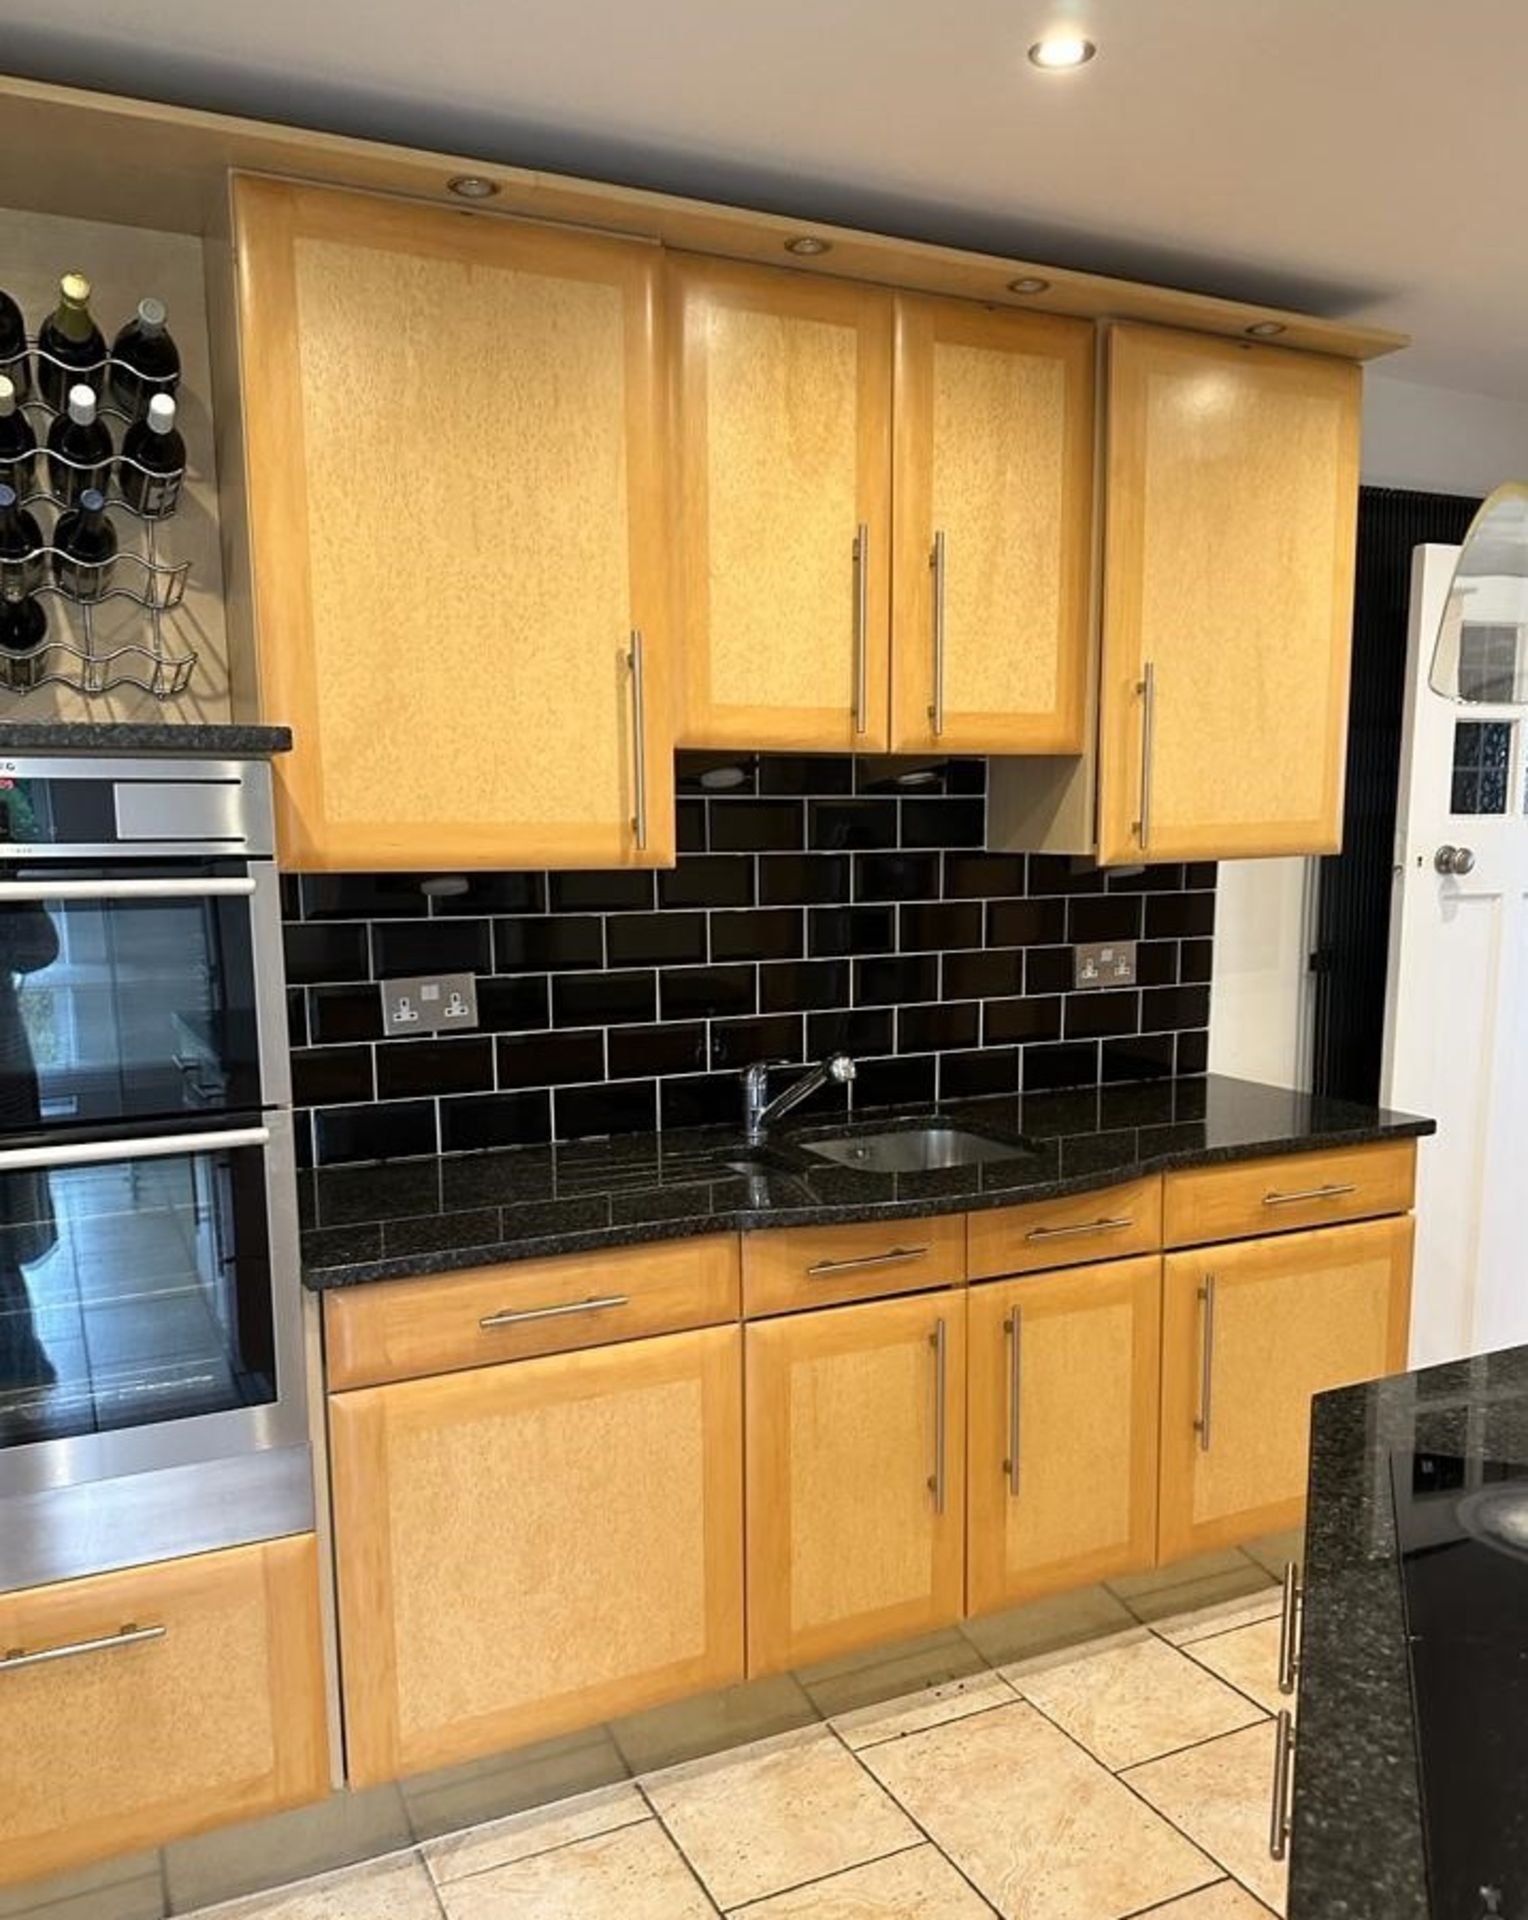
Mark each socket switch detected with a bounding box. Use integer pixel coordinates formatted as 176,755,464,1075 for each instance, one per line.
382,972,479,1036
1073,940,1137,990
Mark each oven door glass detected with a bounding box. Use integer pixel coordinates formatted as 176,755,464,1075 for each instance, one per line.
0,863,264,1133
0,1128,277,1450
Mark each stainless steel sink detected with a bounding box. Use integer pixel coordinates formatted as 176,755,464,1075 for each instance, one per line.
801,1125,1029,1174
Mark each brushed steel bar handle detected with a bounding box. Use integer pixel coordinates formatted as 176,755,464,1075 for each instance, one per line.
480,1294,629,1332
0,877,256,901
1134,659,1156,850
928,530,947,738
1277,1561,1302,1696
1024,1216,1134,1244
0,1622,165,1673
805,1245,929,1277
928,1316,948,1515
1005,1307,1022,1497
1263,1182,1358,1208
0,1126,269,1173
1269,1709,1296,1860
853,523,869,736
1194,1275,1216,1453
627,629,648,852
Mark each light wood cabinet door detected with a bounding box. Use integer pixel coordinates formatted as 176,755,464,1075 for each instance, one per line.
1097,324,1361,865
233,176,673,870
329,1325,743,1786
672,255,893,750
967,1257,1160,1616
892,297,1095,754
0,1536,328,1886
1158,1216,1413,1562
745,1291,965,1676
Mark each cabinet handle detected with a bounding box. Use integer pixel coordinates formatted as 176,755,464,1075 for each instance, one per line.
1194,1275,1216,1452
1263,1181,1358,1208
928,1316,948,1515
1277,1561,1302,1695
627,629,648,853
1024,1215,1134,1244
1004,1307,1022,1497
804,1245,929,1277
928,530,947,738
1134,659,1156,850
479,1294,629,1331
853,523,870,736
0,1622,165,1673
1269,1709,1296,1860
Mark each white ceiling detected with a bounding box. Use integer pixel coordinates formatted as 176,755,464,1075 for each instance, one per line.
5,0,1524,394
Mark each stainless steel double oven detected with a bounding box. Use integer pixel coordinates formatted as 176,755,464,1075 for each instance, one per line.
0,755,310,1591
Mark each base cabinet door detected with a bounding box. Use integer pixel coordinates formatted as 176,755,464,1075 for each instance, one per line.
329,1325,744,1786
0,1536,328,1887
745,1292,965,1676
1158,1216,1414,1561
967,1256,1161,1617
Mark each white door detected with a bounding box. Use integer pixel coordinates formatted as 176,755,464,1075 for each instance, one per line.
1382,542,1528,1363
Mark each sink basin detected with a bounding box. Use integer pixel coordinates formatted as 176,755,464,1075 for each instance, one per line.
802,1125,1030,1174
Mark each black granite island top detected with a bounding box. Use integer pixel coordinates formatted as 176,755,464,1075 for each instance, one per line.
1293,1345,1528,1920
0,722,292,755
299,1071,1433,1289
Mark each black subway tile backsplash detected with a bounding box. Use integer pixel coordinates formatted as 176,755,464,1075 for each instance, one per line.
282,758,1216,1161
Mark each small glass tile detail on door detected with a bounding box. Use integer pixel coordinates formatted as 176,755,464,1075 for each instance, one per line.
1451,720,1512,815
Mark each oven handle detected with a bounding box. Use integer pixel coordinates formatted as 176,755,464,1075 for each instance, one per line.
0,1126,270,1172
0,878,256,902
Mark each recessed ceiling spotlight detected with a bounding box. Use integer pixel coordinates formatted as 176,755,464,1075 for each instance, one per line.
447,175,500,200
785,236,831,257
1008,275,1051,295
1028,33,1097,70
1245,320,1287,338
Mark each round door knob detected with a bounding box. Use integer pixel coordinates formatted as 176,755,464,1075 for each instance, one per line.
1434,845,1477,876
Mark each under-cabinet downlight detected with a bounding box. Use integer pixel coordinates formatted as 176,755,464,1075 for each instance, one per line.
1008,276,1051,295
1028,34,1097,70
447,175,501,200
1245,321,1287,338
785,236,831,256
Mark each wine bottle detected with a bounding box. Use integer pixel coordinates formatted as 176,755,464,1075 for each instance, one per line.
119,394,184,517
0,375,37,496
108,297,180,418
36,273,105,413
46,385,112,507
0,484,45,602
0,291,30,404
0,592,47,692
53,488,117,602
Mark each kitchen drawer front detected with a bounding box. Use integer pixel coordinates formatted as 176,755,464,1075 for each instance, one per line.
0,1535,328,1886
742,1215,965,1316
324,1234,741,1390
1164,1140,1417,1249
966,1177,1162,1280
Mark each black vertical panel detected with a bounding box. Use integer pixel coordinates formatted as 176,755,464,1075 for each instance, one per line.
1311,487,1480,1102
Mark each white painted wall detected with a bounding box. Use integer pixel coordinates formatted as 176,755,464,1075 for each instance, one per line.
1208,369,1528,1091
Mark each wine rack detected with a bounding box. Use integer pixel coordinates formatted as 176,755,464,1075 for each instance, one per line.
1,338,194,701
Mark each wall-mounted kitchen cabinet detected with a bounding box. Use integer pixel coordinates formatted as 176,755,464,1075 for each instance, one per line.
991,321,1362,864
672,257,1094,755
230,176,674,870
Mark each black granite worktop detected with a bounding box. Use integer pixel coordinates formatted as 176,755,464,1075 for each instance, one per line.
0,722,292,755
1292,1346,1528,1920
299,1071,1432,1289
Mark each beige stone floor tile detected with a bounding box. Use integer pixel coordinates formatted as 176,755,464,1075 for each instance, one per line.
165,1786,414,1912
612,1671,818,1775
422,1781,648,1884
861,1699,1217,1920
212,1855,441,1920
0,1852,164,1920
832,1669,1018,1750
642,1725,917,1910
400,1725,629,1841
724,1844,994,1917
1143,1882,1277,1918
1007,1632,1265,1770
1180,1615,1289,1716
796,1627,987,1719
1152,1589,1286,1648
960,1582,1137,1667
1124,1720,1289,1915
437,1820,712,1920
